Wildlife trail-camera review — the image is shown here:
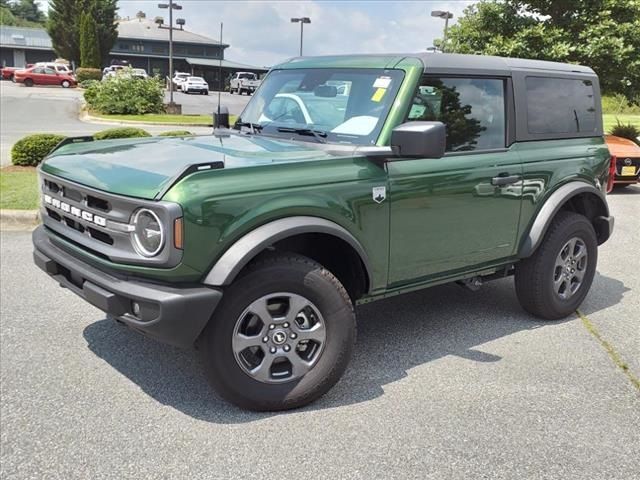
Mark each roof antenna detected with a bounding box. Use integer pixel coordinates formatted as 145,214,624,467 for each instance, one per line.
213,22,229,133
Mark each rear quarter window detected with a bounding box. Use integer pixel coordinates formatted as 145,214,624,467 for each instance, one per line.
525,77,597,135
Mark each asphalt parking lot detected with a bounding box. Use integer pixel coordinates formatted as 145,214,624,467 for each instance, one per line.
1,187,638,479
0,81,249,166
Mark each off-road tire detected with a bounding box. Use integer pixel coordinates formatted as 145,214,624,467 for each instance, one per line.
515,211,597,320
200,252,356,411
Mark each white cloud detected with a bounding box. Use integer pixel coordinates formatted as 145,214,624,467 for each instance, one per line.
114,0,474,67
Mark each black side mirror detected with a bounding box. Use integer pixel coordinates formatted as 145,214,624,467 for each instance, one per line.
390,121,446,158
213,105,230,129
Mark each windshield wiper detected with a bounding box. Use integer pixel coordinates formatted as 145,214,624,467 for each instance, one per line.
235,120,263,134
276,127,328,143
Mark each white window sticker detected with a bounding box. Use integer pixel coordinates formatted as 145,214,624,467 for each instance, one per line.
373,76,392,89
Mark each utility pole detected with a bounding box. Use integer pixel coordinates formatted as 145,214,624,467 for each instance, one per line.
290,17,311,56
431,10,454,53
158,0,183,108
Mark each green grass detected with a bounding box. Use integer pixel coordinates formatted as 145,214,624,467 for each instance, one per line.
90,112,238,126
0,168,39,210
602,114,640,134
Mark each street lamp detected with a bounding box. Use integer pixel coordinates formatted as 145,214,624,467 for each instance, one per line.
431,10,453,52
290,17,311,56
158,0,182,107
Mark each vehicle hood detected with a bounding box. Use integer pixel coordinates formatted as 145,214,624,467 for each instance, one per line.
605,135,640,158
40,133,339,200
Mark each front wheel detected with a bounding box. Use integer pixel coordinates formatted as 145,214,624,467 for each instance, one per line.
515,211,597,320
24,78,34,87
200,253,356,411
61,80,70,88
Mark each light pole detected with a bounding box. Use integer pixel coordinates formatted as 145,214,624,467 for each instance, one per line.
431,10,453,52
158,0,182,107
290,17,311,56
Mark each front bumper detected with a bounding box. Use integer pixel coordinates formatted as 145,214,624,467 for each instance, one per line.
32,226,222,348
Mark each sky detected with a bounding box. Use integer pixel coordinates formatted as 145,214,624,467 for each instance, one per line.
66,0,476,68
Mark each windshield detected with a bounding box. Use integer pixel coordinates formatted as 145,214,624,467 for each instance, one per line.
237,68,404,145
189,77,205,82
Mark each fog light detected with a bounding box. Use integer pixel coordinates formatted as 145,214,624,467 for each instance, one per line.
132,301,141,317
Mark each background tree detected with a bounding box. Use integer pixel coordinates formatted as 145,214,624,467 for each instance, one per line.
447,0,640,97
48,0,118,67
1,0,46,26
10,0,45,23
80,12,101,68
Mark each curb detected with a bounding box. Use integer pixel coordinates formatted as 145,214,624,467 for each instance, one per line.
80,110,213,128
0,209,39,231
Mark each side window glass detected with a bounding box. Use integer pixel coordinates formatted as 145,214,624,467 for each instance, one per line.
525,77,596,134
44,68,56,75
407,77,506,152
33,67,44,74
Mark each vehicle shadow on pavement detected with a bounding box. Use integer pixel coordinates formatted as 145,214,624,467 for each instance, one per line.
82,273,627,423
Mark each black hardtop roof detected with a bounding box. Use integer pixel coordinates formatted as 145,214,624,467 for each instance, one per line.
278,52,596,76
416,52,595,75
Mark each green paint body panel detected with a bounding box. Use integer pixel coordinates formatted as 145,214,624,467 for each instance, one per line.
37,54,612,299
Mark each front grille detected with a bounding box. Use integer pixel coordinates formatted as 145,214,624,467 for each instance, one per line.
39,171,183,268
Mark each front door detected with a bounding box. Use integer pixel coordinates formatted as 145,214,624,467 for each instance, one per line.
387,76,522,285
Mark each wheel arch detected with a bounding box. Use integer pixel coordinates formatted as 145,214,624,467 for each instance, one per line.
518,181,612,258
202,216,373,300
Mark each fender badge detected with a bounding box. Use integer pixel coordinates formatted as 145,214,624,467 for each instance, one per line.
373,186,386,204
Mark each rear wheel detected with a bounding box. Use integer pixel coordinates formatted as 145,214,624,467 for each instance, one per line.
515,211,597,320
24,78,34,87
200,253,356,411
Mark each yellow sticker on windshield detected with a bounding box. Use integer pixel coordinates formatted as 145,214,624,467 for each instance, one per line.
371,88,386,102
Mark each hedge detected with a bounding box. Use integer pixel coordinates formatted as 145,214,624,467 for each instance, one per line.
11,134,66,166
158,130,194,137
79,79,99,89
84,73,164,115
93,127,151,140
75,67,102,83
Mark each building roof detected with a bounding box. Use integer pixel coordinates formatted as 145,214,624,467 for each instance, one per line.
116,18,227,47
185,57,268,72
0,25,52,50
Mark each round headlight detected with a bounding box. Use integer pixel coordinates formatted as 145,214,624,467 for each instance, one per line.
131,209,164,257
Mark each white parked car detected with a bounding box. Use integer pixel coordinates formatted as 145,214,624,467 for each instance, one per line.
182,76,209,95
35,62,71,74
131,68,148,79
172,72,190,91
102,65,126,80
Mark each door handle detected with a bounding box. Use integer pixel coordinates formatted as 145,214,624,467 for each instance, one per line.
491,174,521,186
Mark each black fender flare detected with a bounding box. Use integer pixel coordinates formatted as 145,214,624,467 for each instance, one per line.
203,216,373,288
518,181,613,258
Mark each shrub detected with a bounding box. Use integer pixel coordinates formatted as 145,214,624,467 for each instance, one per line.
75,67,102,83
84,73,164,115
79,79,98,89
609,120,640,146
158,130,194,137
93,127,151,140
11,134,66,166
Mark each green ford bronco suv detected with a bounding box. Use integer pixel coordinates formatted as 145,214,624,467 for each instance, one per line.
33,53,614,411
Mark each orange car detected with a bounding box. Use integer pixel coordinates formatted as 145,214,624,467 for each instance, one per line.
605,135,640,190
